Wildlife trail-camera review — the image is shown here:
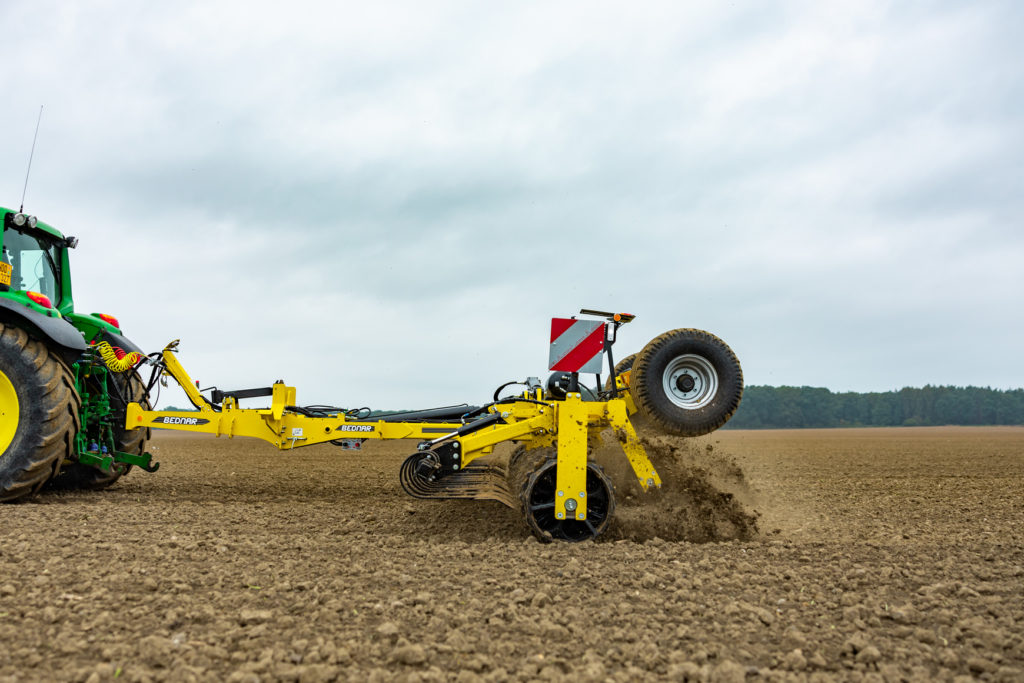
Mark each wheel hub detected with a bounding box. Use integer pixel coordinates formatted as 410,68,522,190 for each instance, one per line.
0,369,18,454
676,374,696,393
663,354,719,410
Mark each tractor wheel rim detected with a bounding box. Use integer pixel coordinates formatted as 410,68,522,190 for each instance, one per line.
662,354,718,410
0,369,18,453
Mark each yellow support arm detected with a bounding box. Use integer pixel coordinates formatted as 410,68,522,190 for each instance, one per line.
606,399,660,491
554,392,590,521
160,342,214,412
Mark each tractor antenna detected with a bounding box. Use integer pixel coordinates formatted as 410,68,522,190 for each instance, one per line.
19,105,44,213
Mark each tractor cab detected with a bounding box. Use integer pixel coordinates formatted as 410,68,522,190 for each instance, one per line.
0,209,74,318
1,207,125,345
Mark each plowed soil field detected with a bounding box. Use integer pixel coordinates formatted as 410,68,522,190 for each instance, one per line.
2,426,1022,682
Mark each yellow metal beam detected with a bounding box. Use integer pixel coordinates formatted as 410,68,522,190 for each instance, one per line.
611,370,638,413
126,404,471,449
606,399,661,491
554,393,590,521
159,343,214,412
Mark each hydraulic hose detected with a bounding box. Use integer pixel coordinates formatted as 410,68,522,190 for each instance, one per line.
95,341,144,373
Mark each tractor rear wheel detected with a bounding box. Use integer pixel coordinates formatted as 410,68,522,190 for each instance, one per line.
630,329,743,436
0,324,80,502
48,370,151,490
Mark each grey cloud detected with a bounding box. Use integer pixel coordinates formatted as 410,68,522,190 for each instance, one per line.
2,0,1022,408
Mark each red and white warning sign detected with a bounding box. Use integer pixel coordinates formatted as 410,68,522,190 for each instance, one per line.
548,318,606,373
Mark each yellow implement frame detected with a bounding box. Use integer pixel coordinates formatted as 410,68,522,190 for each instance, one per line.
126,343,661,521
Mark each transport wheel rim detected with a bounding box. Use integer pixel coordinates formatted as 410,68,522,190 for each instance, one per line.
524,459,614,542
0,369,18,453
662,354,718,410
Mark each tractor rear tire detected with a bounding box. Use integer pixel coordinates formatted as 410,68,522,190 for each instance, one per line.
48,371,151,490
630,329,743,437
0,324,81,502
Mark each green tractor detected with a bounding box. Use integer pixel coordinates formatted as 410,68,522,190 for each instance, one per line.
0,206,157,501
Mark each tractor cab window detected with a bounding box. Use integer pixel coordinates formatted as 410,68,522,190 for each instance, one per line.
1,224,62,304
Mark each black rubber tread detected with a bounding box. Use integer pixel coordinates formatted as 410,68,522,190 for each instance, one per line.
604,353,637,392
630,328,743,437
0,324,81,502
48,370,151,490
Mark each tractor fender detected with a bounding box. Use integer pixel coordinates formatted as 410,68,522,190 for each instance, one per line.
0,297,87,366
96,329,144,356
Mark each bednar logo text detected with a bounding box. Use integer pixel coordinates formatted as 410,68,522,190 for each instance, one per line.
152,416,210,426
337,425,375,432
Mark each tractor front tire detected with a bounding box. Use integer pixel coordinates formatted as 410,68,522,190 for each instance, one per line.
630,329,743,437
0,324,80,502
48,371,151,490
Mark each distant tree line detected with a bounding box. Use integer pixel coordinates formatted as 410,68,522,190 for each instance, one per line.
163,385,1024,429
724,385,1024,429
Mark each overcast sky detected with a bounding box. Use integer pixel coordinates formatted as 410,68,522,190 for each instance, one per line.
1,1,1021,410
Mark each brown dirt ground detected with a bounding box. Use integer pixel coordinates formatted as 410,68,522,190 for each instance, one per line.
1,426,1022,682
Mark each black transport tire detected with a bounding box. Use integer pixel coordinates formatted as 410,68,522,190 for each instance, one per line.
630,329,743,437
0,324,81,502
48,370,151,490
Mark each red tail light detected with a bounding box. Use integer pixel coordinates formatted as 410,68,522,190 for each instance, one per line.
97,313,121,329
26,291,53,309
